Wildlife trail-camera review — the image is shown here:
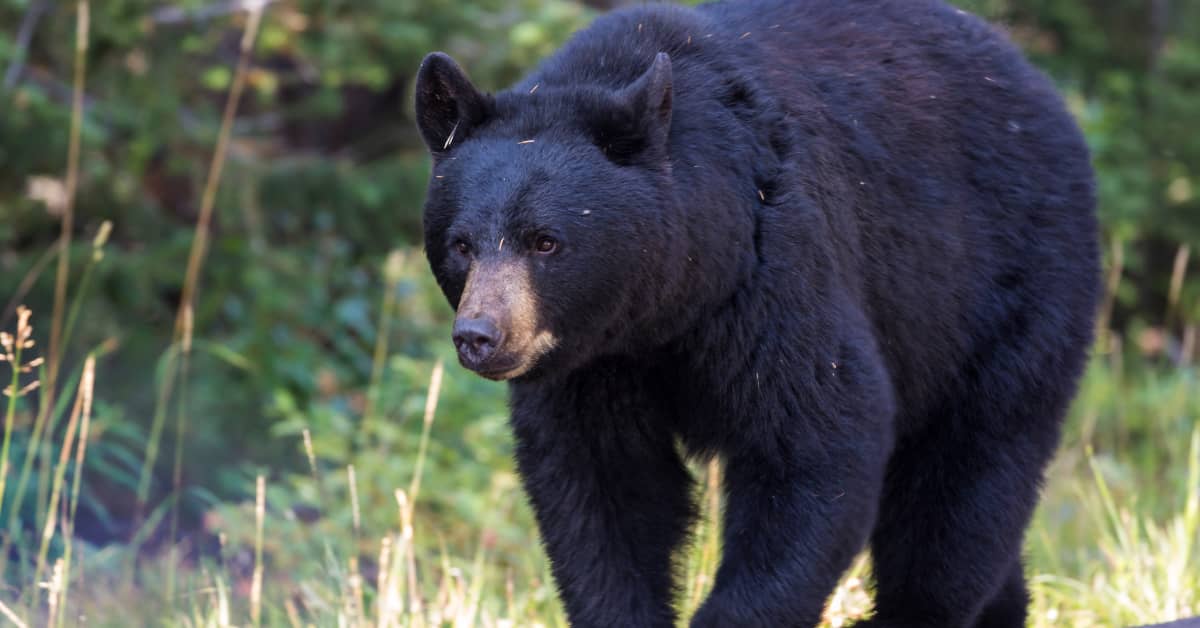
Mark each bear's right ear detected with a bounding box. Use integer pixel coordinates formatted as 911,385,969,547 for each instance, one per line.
619,52,673,146
590,52,674,164
414,52,491,153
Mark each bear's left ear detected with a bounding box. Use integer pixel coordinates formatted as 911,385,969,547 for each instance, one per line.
414,52,492,153
592,53,674,163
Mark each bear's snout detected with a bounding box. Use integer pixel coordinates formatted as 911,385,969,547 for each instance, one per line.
453,316,504,370
452,257,557,380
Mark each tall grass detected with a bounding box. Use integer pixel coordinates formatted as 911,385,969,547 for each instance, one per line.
0,306,40,508
0,0,96,592
1030,430,1199,627
56,356,95,628
42,0,88,448
0,310,99,622
131,0,265,604
4,223,112,582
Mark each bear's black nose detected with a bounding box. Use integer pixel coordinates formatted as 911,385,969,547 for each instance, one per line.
453,316,503,369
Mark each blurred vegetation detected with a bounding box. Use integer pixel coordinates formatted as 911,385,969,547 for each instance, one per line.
0,0,1196,625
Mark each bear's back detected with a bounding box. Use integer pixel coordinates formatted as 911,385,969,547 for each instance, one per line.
699,0,1098,411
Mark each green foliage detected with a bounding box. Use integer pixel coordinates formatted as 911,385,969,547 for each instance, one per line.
0,0,591,530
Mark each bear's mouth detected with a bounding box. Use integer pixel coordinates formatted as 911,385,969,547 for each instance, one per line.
461,332,557,381
473,361,531,381
456,347,523,380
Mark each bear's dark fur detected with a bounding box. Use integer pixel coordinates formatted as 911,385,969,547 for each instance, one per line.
415,0,1099,626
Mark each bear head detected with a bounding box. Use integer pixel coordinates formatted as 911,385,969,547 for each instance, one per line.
415,52,689,381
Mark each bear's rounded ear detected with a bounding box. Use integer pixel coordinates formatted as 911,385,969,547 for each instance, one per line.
619,52,673,145
414,52,491,153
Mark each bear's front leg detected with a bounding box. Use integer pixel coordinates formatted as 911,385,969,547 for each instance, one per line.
509,359,695,628
689,326,895,627
690,442,885,628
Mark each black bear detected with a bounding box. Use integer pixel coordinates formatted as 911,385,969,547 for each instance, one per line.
414,0,1099,626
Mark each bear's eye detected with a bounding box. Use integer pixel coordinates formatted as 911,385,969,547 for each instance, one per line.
534,235,559,255
453,239,471,256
